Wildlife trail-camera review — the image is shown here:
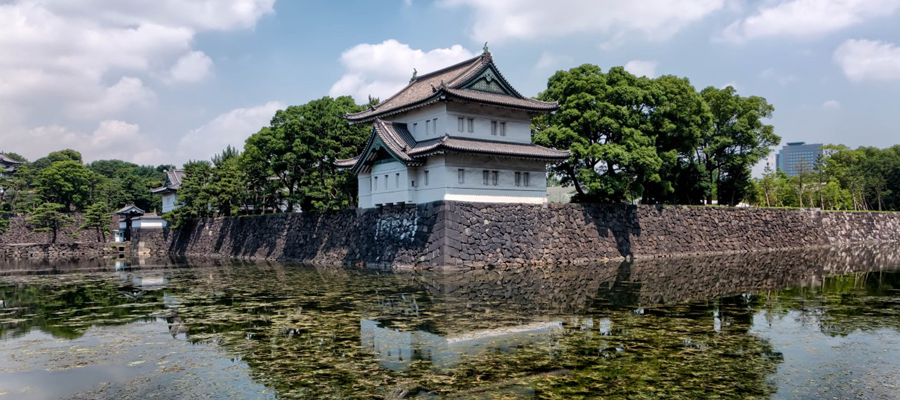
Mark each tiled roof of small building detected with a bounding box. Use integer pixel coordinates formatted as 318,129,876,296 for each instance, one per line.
150,169,186,194
0,154,22,164
345,51,557,122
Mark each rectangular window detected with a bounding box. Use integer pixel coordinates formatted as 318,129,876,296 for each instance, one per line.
492,170,499,186
515,171,521,187
396,173,400,188
483,170,489,185
384,175,388,190
458,168,465,184
467,118,474,133
413,123,417,135
524,172,530,187
500,122,506,137
433,118,438,135
373,176,378,191
457,117,464,132
424,170,429,186
411,180,416,187
425,119,431,135
491,121,497,135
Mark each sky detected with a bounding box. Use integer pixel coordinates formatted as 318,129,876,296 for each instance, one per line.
1,0,899,172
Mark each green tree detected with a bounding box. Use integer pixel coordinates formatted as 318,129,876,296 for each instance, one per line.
243,96,368,212
697,86,779,206
36,160,93,210
26,203,75,243
535,65,662,202
165,160,215,228
209,146,246,217
81,202,111,242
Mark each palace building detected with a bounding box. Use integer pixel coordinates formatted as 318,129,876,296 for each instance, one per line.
150,169,185,213
337,47,569,208
0,153,21,179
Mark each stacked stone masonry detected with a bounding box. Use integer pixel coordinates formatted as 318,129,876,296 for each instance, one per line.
143,202,900,269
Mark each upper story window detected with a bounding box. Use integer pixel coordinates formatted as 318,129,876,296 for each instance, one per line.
457,117,464,132
524,172,530,187
384,174,389,190
433,118,438,135
482,170,489,186
425,119,431,135
500,122,506,137
413,123,417,135
491,170,499,186
373,176,378,191
467,118,474,133
424,170,430,186
515,172,521,187
458,168,465,184
396,173,400,188
491,121,498,136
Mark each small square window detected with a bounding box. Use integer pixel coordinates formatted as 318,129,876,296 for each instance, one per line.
467,118,474,133
457,117,464,132
491,170,499,186
482,170,489,186
458,168,465,184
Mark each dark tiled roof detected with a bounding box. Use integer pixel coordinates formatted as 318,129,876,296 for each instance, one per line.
0,153,22,165
336,119,570,172
345,52,557,122
115,204,145,215
150,169,185,194
409,136,570,160
444,88,558,111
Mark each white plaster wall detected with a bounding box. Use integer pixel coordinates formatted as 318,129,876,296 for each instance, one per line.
442,154,547,203
161,193,180,214
446,102,533,144
133,219,166,229
384,103,448,142
371,160,414,206
413,155,449,204
358,173,373,209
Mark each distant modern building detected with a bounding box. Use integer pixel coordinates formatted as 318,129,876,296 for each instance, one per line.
336,46,570,208
776,142,824,177
0,153,21,178
150,169,185,213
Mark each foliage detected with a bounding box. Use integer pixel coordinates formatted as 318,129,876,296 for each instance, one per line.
26,203,75,243
750,144,900,211
36,160,93,210
243,96,369,212
536,66,776,205
165,160,215,228
80,202,111,242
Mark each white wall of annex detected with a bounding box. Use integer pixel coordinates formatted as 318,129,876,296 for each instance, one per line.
384,103,448,142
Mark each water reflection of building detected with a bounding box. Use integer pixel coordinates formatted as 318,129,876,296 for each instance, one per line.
360,319,562,371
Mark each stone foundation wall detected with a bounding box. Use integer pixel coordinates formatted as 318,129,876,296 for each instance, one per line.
143,202,900,269
0,242,116,260
0,214,115,244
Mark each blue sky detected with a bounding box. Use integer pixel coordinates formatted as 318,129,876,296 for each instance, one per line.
1,0,899,172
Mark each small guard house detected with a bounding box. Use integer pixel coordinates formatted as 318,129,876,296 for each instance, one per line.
336,47,569,208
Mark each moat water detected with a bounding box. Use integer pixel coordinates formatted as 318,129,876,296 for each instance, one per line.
1,245,900,399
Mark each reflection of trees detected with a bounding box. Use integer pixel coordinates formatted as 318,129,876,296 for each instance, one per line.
1,245,899,398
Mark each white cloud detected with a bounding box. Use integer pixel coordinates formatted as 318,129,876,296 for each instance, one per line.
834,39,900,82
760,68,797,86
624,60,658,78
168,51,214,83
66,77,156,119
534,52,573,71
329,40,477,103
0,0,274,161
440,0,725,43
720,0,900,43
11,120,164,164
822,100,841,109
177,101,285,162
